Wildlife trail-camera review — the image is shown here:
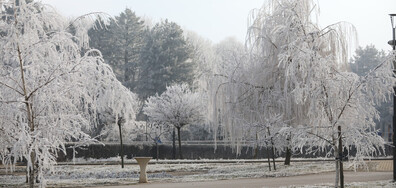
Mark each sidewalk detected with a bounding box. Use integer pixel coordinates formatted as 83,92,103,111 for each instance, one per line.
95,171,393,188
364,160,393,171
373,160,393,171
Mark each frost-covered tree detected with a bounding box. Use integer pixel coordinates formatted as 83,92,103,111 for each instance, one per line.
208,37,249,148
246,1,395,187
208,36,289,169
350,45,392,141
184,31,219,140
185,31,216,90
143,84,204,159
207,1,395,187
144,121,170,161
244,0,320,165
0,1,138,187
206,37,280,150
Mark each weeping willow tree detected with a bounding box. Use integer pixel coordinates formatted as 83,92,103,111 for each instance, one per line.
0,1,138,187
244,0,327,167
247,0,395,187
207,36,291,172
209,0,395,187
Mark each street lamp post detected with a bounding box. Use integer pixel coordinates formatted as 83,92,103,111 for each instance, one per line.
389,14,396,50
389,13,396,182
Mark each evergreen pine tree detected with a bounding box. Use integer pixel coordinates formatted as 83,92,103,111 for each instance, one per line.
89,8,145,90
138,19,194,100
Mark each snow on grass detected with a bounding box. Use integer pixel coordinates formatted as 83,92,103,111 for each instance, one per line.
0,159,392,187
1,159,334,187
173,161,336,182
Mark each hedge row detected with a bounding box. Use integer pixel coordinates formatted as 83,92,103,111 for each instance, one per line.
57,143,392,161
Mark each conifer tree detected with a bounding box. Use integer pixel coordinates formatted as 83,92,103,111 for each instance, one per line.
138,19,194,100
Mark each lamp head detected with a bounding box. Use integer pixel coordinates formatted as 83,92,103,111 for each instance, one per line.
390,14,396,28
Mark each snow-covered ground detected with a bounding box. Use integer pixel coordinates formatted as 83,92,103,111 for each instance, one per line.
282,181,396,188
0,158,394,187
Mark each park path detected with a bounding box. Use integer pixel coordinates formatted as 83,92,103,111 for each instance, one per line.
96,171,392,188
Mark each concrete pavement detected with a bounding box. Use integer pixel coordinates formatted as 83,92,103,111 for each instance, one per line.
95,171,392,188
368,160,393,171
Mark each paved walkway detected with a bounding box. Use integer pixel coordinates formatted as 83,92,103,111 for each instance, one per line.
96,171,392,188
369,160,393,171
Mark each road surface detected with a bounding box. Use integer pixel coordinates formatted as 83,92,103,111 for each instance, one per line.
96,171,392,188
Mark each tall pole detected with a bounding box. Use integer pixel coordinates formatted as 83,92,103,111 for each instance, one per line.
393,26,396,182
393,78,396,182
390,14,396,182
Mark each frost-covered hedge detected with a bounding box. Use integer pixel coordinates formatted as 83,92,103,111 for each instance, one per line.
56,143,392,161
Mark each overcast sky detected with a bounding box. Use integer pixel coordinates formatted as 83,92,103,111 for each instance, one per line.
41,0,396,52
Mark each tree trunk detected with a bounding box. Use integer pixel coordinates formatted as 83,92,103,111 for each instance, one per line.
253,145,259,159
35,162,40,183
145,122,148,141
29,152,35,188
271,145,276,171
177,127,183,159
18,43,36,187
339,158,344,188
124,49,129,83
253,132,258,159
338,125,344,188
156,142,159,161
335,156,339,188
267,147,271,171
270,137,276,170
284,147,291,165
172,128,176,159
284,136,291,165
118,119,124,168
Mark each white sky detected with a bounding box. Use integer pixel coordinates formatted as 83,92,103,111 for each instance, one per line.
41,0,396,52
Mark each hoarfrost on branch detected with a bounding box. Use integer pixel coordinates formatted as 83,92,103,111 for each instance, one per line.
0,0,138,186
